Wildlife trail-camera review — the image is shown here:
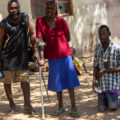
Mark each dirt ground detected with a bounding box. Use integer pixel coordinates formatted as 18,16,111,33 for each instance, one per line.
0,57,120,120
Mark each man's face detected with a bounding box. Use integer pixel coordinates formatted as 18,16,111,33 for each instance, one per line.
8,2,20,19
99,28,110,44
46,3,56,18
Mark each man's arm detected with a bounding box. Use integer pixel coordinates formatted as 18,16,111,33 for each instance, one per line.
0,26,5,69
28,15,38,61
93,67,98,80
0,26,5,48
93,67,99,87
105,67,120,73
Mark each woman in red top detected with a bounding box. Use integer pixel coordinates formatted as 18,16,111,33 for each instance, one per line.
36,0,80,117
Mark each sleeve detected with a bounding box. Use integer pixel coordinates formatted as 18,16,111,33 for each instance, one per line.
62,18,70,36
36,18,42,38
117,47,120,66
93,45,99,68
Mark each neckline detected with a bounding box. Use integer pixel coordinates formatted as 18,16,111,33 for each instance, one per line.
7,14,21,25
44,16,57,29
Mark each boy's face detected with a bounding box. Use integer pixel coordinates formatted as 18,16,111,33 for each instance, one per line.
99,28,110,44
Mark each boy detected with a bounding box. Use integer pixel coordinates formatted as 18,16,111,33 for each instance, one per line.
71,47,92,76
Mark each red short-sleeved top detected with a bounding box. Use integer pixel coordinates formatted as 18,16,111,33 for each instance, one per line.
36,17,72,59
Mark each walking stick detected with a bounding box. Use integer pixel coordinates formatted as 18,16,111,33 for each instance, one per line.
39,66,45,120
37,42,47,120
41,71,50,103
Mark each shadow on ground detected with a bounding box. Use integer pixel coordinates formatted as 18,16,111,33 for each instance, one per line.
0,59,120,120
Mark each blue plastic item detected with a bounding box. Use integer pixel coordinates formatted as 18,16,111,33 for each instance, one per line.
0,71,4,78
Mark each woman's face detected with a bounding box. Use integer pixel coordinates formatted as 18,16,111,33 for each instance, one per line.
46,2,56,18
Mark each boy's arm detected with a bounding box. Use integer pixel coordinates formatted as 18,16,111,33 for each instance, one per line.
83,63,93,75
82,63,88,73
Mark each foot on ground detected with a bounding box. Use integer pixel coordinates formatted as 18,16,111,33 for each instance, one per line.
53,109,65,116
69,110,80,117
24,105,38,115
9,104,17,113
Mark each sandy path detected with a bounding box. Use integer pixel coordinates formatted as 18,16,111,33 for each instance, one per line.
0,59,120,120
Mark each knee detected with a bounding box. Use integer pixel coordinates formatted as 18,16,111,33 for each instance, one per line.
21,82,29,89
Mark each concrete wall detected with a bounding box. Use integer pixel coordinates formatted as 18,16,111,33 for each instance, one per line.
106,0,120,44
65,0,107,57
1,0,120,58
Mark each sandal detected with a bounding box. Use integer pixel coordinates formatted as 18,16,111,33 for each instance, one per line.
53,109,64,116
24,105,38,115
69,111,80,117
9,105,17,113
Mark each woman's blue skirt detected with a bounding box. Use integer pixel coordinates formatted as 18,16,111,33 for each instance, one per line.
48,55,80,92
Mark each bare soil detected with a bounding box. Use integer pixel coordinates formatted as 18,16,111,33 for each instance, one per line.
0,58,120,120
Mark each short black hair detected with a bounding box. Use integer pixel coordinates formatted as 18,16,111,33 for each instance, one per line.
8,0,20,8
98,25,110,33
71,47,76,53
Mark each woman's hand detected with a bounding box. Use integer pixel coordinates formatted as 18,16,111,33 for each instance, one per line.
32,53,39,62
37,59,45,66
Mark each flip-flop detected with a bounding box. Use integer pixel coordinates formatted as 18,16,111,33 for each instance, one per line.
53,109,64,116
9,105,17,113
24,105,38,115
69,111,80,117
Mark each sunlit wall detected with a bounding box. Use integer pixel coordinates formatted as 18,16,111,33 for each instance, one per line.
0,0,120,58
65,0,107,57
106,0,120,44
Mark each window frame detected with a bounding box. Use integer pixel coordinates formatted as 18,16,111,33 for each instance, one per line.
56,0,72,17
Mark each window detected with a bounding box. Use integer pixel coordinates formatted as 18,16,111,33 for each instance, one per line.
57,0,72,16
